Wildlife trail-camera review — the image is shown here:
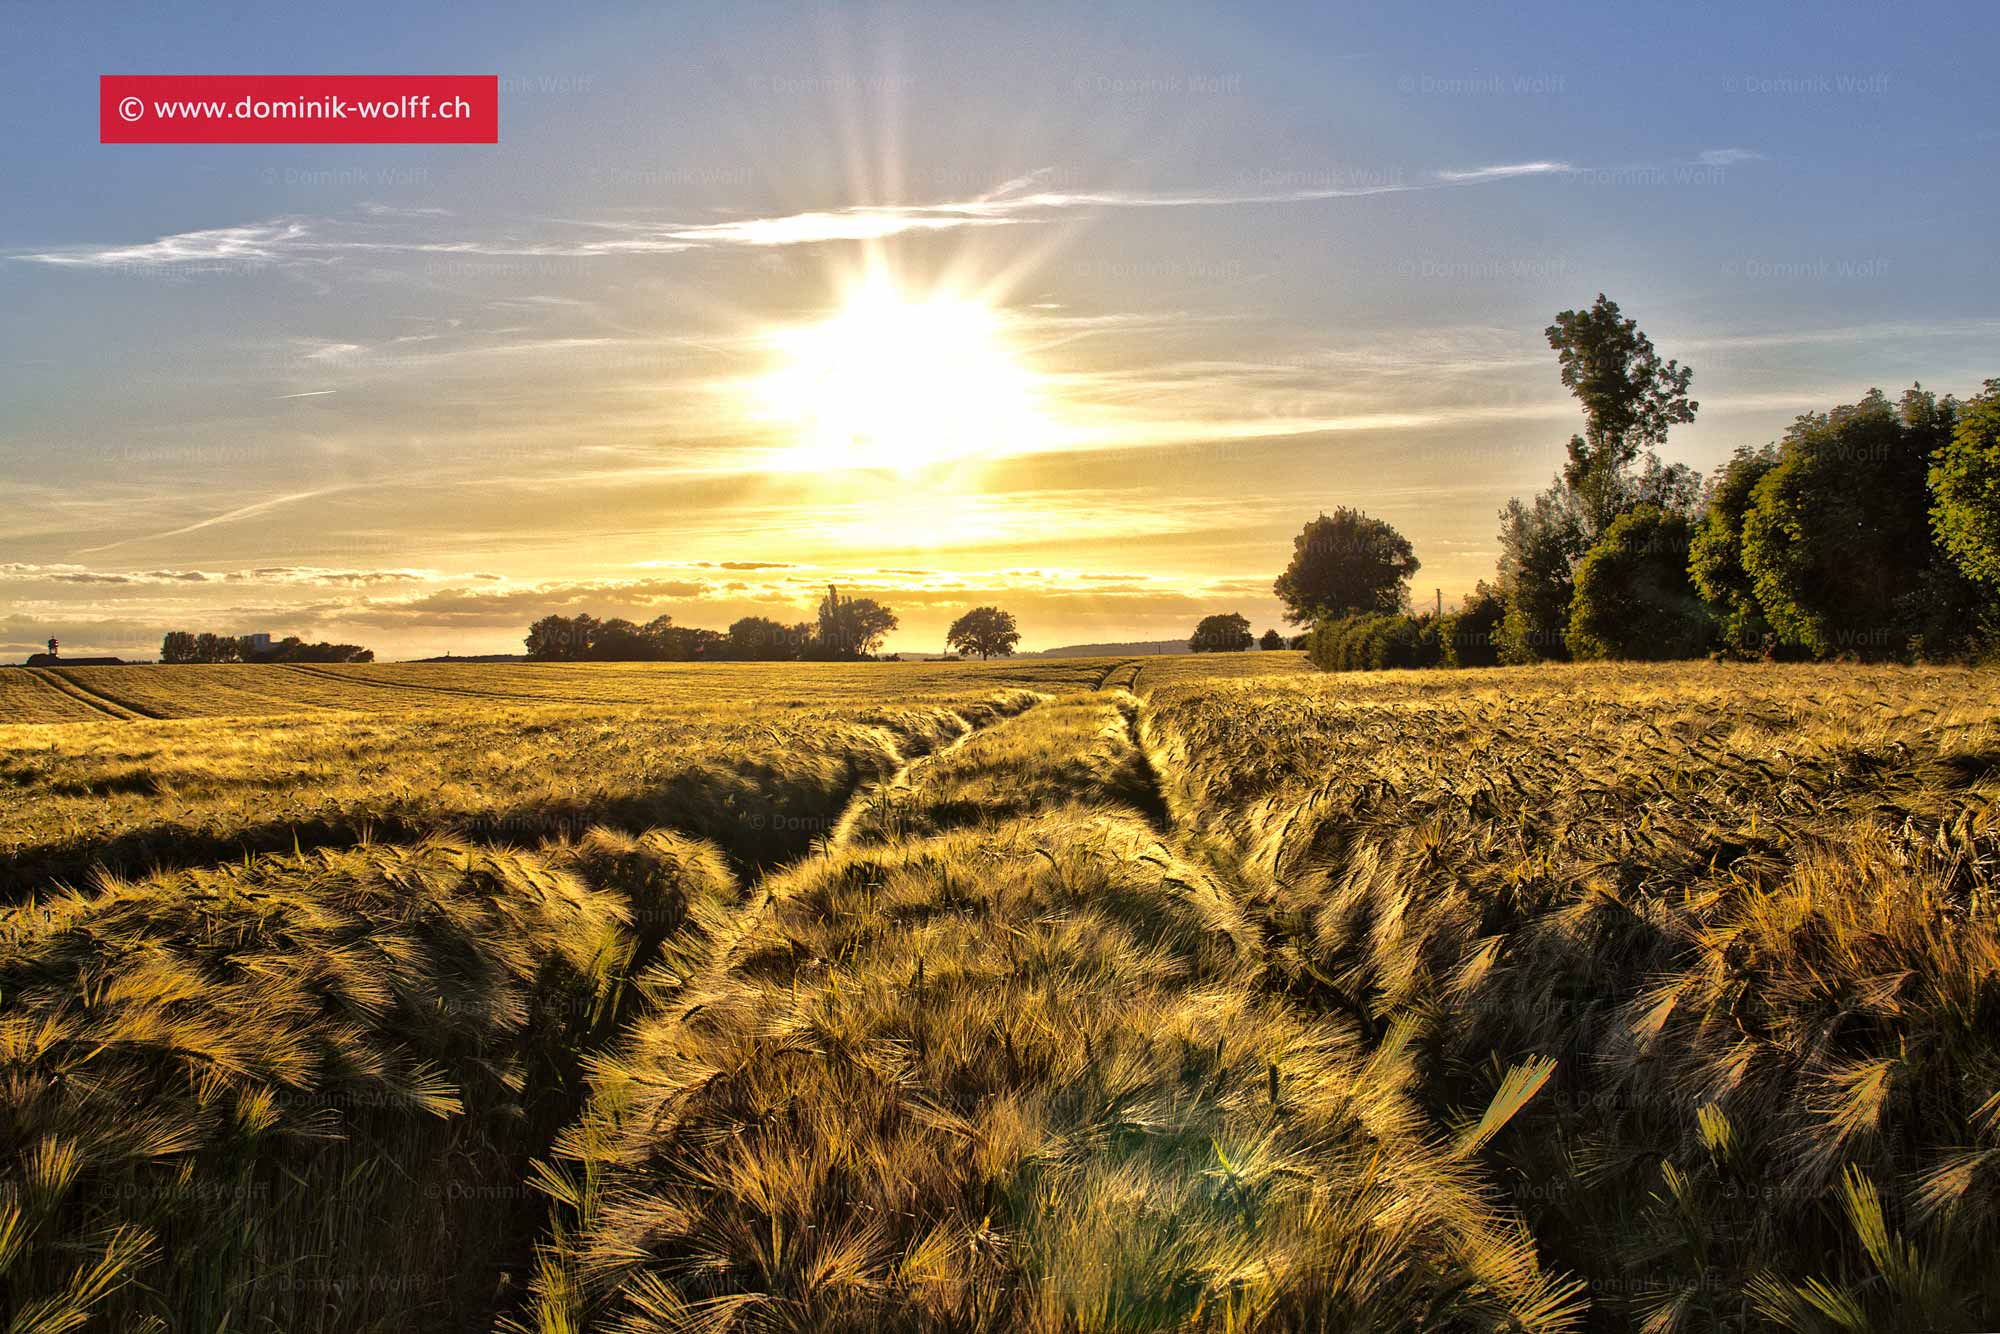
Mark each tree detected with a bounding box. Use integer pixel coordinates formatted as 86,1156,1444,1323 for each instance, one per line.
1189,612,1254,652
1741,387,1952,658
1565,505,1709,660
589,618,654,660
1494,482,1587,663
1439,582,1505,668
526,613,595,660
1546,294,1698,536
160,631,198,664
1689,444,1781,655
1273,509,1420,625
727,616,796,660
192,632,239,664
1258,628,1285,651
815,586,898,657
946,607,1021,660
1931,378,2000,589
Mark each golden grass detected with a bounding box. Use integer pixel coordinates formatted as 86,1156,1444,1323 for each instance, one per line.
5,655,1995,1330
1140,660,2000,1328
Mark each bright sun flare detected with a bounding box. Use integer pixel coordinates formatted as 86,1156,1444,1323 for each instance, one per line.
755,280,1049,473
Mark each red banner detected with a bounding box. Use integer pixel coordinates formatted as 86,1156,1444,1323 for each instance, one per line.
101,76,498,144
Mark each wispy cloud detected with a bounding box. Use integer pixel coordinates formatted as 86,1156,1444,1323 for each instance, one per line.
14,154,1751,272
1434,160,1575,183
17,221,309,268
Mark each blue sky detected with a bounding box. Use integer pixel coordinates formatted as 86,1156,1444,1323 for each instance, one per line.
3,1,1997,657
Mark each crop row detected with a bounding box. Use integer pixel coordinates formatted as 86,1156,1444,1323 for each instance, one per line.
1139,661,2000,1328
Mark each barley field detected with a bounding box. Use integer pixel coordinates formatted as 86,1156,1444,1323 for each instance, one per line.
2,656,1996,1331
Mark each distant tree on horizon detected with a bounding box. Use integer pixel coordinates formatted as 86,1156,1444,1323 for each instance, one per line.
192,632,240,664
946,606,1021,660
1258,627,1284,650
160,630,198,664
1189,612,1254,653
1273,509,1420,624
814,586,899,658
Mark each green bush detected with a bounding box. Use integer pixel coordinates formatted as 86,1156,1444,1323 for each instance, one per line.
1440,581,1506,667
1566,504,1710,660
1305,613,1443,672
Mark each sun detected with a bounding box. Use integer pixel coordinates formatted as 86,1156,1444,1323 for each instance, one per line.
754,279,1049,473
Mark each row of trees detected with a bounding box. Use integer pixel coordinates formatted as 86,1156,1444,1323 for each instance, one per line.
160,632,373,664
526,587,902,662
1186,614,1293,652
1279,295,1998,670
523,590,1028,662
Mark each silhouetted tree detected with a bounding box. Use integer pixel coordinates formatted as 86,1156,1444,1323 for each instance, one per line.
1258,628,1284,650
1189,612,1254,652
525,614,595,660
946,607,1021,660
1439,582,1505,668
589,618,653,660
814,586,898,657
193,632,239,664
1273,509,1419,624
160,631,198,664
727,616,796,660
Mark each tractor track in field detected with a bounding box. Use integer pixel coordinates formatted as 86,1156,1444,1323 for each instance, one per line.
1092,657,1143,691
28,668,150,720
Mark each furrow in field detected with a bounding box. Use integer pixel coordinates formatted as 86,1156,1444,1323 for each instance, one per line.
513,683,1583,1331
25,668,140,720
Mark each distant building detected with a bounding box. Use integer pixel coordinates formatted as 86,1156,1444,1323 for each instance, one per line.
25,653,126,666
243,633,273,653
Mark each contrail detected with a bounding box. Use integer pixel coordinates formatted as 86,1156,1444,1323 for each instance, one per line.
77,485,355,555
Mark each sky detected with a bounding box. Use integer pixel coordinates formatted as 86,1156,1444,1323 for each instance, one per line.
3,1,1998,659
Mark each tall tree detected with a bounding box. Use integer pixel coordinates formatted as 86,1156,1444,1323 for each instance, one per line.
192,632,239,664
1546,294,1699,536
945,606,1021,659
1689,444,1782,655
1189,612,1254,652
1740,387,1952,658
815,586,898,657
1273,509,1420,624
160,630,198,664
1931,378,2000,590
1494,482,1587,663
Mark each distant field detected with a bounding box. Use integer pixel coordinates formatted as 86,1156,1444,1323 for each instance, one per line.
2,655,1995,1332
0,656,1121,724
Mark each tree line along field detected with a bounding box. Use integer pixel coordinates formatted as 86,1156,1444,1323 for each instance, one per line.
2,655,1997,1332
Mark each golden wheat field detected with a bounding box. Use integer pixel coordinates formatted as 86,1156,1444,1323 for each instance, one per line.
2,656,1997,1332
